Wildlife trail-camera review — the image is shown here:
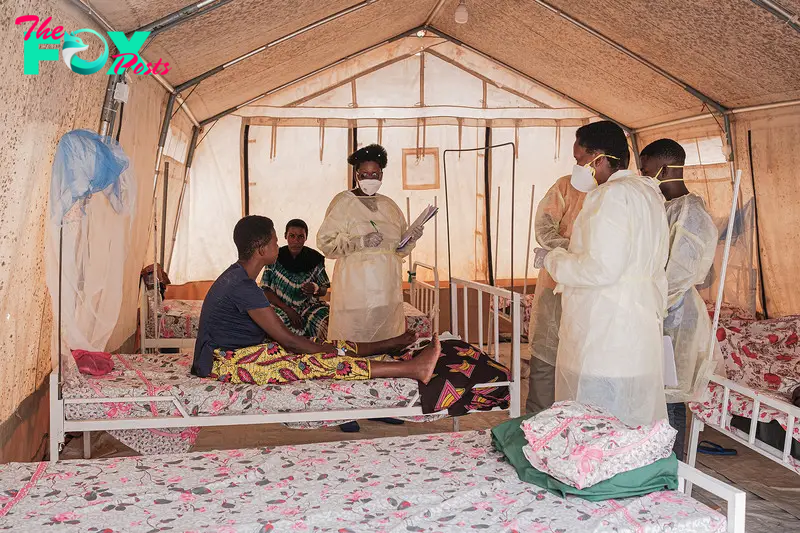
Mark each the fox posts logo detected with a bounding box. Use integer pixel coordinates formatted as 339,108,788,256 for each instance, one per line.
15,15,170,76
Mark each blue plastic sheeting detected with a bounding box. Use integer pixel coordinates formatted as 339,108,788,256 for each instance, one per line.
50,129,132,223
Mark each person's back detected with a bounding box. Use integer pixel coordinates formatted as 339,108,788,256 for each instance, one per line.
559,172,669,380
192,263,270,377
550,170,670,427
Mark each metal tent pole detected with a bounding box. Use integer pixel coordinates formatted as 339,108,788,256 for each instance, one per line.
629,131,642,171
530,0,728,115
159,162,170,266
197,29,420,126
175,0,379,93
424,28,633,133
135,0,237,36
167,125,201,273
633,100,800,134
70,0,200,128
153,94,177,200
750,0,800,33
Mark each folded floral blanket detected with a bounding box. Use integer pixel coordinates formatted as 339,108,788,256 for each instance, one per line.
521,401,676,489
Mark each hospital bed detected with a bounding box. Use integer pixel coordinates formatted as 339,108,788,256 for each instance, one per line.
489,292,535,342
50,278,520,461
138,261,441,352
687,306,800,480
3,430,745,532
138,283,200,351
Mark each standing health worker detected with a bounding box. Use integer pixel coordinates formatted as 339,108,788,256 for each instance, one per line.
318,144,423,342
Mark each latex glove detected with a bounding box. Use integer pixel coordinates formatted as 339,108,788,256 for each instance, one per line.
533,248,550,269
363,231,384,248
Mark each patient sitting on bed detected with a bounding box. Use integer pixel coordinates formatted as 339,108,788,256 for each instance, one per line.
191,215,439,385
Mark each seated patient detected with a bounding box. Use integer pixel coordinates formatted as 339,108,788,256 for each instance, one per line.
191,215,439,385
261,219,331,339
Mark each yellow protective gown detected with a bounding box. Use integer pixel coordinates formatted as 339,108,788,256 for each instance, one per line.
544,170,670,427
317,191,413,342
529,175,587,366
663,193,719,403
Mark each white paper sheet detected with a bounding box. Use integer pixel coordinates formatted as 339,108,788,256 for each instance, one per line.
397,204,438,249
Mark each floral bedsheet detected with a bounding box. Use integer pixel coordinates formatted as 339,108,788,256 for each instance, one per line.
61,352,440,456
403,302,433,339
144,290,202,340
0,431,725,532
689,310,800,467
490,293,535,338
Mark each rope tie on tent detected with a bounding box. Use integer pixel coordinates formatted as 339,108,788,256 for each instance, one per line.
318,119,326,162
554,121,562,162
514,120,520,159
270,120,278,160
419,50,425,109
377,118,383,145
457,118,463,159
416,119,421,159
422,118,427,158
350,80,358,109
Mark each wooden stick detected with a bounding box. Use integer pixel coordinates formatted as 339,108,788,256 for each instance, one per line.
434,195,439,275
494,186,500,283
523,184,536,294
406,197,413,279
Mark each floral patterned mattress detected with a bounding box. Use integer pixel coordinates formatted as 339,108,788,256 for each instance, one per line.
144,292,202,340
689,307,800,469
61,352,442,456
402,301,433,339
490,293,535,338
0,431,725,532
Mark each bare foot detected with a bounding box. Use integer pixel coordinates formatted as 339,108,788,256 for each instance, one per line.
409,334,441,384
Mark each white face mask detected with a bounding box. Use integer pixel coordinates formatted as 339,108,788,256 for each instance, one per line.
358,179,382,196
570,164,597,193
569,153,620,193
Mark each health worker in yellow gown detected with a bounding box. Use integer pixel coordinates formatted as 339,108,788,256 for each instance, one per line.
318,144,424,343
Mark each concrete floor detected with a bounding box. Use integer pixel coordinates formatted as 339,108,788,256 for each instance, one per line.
61,345,800,531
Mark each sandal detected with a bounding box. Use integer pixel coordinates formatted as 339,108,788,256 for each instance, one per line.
697,440,737,456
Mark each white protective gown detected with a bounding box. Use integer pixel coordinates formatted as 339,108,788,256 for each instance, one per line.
529,175,586,366
543,169,670,426
663,193,719,404
317,191,413,342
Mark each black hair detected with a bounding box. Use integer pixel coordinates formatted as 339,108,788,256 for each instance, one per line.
285,218,308,235
348,143,388,169
575,120,630,171
233,215,274,260
640,138,686,165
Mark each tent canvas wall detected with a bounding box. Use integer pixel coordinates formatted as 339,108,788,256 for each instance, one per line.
0,0,797,462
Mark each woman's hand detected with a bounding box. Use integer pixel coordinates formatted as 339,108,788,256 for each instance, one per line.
407,226,424,245
363,231,384,248
301,282,318,296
